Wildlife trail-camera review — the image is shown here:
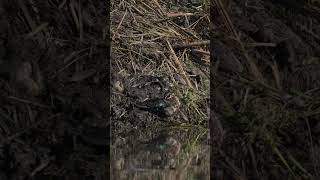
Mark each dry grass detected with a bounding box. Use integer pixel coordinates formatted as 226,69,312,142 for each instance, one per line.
111,0,210,126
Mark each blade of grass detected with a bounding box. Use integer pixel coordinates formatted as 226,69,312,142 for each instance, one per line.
271,144,295,177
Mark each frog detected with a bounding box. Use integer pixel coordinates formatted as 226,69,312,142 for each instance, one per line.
123,75,180,117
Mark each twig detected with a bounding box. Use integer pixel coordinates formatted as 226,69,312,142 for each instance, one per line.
51,48,89,78
7,96,51,109
191,49,210,56
166,38,194,89
304,117,319,176
188,15,208,29
219,150,248,180
0,109,10,135
169,21,200,39
25,23,48,39
172,40,210,49
167,12,194,17
17,0,45,47
69,0,79,30
78,0,83,42
271,61,283,91
30,158,52,177
248,144,260,179
246,42,277,48
59,0,68,9
17,0,36,30
152,0,165,16
112,10,128,41
1,113,60,144
214,0,265,82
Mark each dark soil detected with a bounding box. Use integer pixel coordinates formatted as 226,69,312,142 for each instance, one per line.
0,0,109,179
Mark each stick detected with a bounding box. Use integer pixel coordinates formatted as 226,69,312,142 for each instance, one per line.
172,40,210,49
191,49,210,56
166,39,194,89
167,12,194,17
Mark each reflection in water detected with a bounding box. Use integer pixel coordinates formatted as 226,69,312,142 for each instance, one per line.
111,128,209,180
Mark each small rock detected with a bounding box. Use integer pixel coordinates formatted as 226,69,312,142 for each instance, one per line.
114,81,124,92
14,61,41,96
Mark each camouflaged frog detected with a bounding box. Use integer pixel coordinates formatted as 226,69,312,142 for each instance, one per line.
124,75,180,117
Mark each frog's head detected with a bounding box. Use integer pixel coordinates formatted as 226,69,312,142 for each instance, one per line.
164,94,181,116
